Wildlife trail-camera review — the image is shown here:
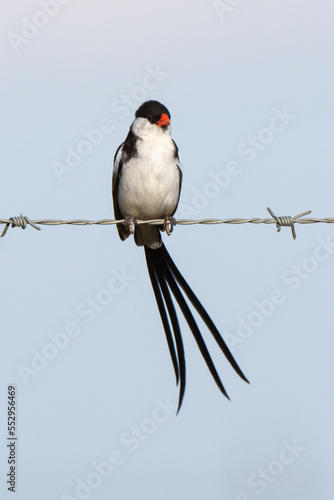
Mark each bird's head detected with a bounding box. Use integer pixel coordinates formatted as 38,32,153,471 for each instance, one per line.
132,100,171,138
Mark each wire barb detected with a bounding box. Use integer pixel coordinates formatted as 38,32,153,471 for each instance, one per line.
266,207,312,240
1,214,41,238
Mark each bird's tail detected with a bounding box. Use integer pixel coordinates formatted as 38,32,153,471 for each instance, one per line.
144,243,249,413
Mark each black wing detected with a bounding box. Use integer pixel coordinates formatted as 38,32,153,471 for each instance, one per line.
112,129,138,241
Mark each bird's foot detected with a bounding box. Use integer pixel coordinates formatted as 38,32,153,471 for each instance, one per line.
123,215,137,235
163,216,176,236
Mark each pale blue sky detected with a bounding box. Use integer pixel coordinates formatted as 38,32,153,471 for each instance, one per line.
1,1,334,499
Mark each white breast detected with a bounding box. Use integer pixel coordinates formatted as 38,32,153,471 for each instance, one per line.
117,121,181,220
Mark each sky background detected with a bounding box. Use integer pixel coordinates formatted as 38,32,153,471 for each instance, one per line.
1,1,334,499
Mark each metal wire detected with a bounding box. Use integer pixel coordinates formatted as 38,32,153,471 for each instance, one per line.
1,208,333,239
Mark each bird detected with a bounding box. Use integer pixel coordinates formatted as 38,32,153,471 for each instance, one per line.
112,100,248,412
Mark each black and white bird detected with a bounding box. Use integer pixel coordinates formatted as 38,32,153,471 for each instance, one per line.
112,100,248,412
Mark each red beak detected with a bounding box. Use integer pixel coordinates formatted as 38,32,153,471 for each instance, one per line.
157,113,170,127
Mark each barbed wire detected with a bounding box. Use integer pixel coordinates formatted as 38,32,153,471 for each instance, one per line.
1,208,334,240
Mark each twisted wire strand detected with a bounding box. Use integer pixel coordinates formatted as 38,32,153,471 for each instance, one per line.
1,208,334,239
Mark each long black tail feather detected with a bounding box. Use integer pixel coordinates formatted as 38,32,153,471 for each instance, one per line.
145,247,179,384
152,250,186,412
145,246,186,412
161,257,230,399
160,244,249,384
144,243,249,412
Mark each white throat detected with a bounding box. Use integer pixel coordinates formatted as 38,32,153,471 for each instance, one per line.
131,117,171,140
